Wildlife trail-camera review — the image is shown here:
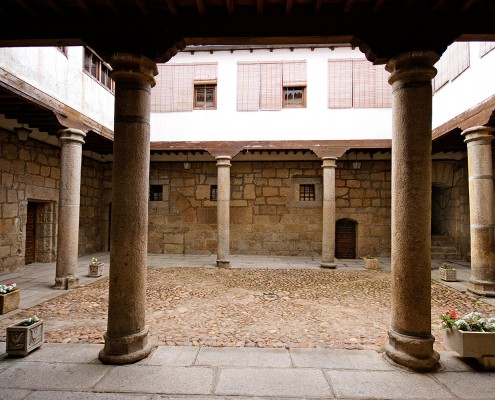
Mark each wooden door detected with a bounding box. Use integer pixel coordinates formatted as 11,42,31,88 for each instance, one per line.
335,219,356,259
25,202,36,264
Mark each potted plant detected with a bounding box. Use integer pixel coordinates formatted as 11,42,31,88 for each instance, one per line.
6,315,44,356
0,281,20,314
363,255,379,270
439,262,457,281
88,257,104,277
441,310,495,369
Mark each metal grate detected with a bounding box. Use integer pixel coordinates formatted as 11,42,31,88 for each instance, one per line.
149,185,163,201
299,184,315,201
210,185,218,201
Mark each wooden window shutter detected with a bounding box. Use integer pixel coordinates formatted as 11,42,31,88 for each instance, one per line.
328,60,353,108
237,63,261,111
173,65,194,112
260,62,283,110
352,60,375,108
152,65,174,112
194,63,217,82
374,65,392,108
283,61,306,85
479,42,495,58
433,52,449,92
449,42,470,81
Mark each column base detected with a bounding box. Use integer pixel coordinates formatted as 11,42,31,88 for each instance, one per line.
53,276,79,290
217,260,230,268
384,328,440,372
320,262,337,269
99,327,152,364
468,278,495,297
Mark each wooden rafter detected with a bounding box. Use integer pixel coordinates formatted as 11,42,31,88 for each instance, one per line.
196,0,206,15
165,0,177,15
257,0,264,15
103,0,119,14
44,0,64,16
226,0,234,15
285,0,293,14
16,0,37,16
315,0,322,13
74,0,91,15
432,0,447,11
373,0,385,12
135,0,149,14
460,0,477,12
344,0,355,13
403,0,415,10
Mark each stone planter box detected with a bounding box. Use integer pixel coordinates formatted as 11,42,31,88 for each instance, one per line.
444,328,495,369
6,319,44,356
439,267,457,281
88,262,104,277
0,290,20,315
364,258,379,270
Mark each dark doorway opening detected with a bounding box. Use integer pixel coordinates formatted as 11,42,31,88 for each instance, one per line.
335,218,356,259
25,202,37,264
432,185,448,235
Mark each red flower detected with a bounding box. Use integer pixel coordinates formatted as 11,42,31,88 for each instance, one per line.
7,282,14,285
450,310,457,319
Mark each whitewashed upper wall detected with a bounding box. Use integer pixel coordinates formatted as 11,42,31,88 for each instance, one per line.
0,46,114,130
432,42,495,130
151,47,393,142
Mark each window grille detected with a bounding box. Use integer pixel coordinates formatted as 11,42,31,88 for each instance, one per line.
299,184,315,201
83,47,114,92
210,185,218,201
149,185,163,201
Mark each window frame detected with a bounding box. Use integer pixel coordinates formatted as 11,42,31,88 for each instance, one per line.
83,47,115,93
194,82,217,110
149,185,163,202
283,85,307,108
210,184,218,201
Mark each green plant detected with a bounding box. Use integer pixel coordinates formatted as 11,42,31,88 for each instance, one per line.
18,315,40,326
91,257,98,265
440,310,495,332
0,282,17,294
440,262,453,269
365,255,375,259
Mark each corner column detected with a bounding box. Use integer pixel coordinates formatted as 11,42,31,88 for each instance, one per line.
321,157,337,268
384,51,440,371
462,126,495,296
216,156,231,268
99,53,157,364
55,128,86,289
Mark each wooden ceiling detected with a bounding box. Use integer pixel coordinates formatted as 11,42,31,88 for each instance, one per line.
0,1,495,63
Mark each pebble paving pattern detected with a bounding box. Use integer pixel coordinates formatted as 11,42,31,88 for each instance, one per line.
1,267,495,351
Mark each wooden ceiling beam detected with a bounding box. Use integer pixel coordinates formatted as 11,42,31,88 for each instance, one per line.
16,0,37,17
165,0,178,15
226,0,235,15
315,0,323,13
344,0,355,13
103,0,119,14
74,0,92,16
257,0,264,15
460,0,477,12
285,0,292,14
373,0,385,12
45,0,64,16
432,0,447,11
135,0,150,15
196,0,206,15
403,0,415,10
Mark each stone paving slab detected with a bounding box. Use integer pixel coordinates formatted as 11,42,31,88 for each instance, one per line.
24,392,153,400
197,347,292,368
140,346,200,366
0,362,110,391
327,370,455,399
433,372,495,399
0,388,31,400
215,367,334,398
15,343,102,364
95,365,215,395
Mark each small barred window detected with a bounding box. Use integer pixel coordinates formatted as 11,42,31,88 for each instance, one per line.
299,184,315,201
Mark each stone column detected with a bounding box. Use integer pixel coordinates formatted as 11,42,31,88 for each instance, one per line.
99,53,157,364
321,157,337,268
55,128,86,290
384,51,440,371
462,126,495,296
216,156,231,268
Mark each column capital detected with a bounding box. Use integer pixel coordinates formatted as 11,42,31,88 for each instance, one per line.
109,53,158,87
386,51,439,86
215,155,232,167
321,157,337,168
58,128,86,145
462,126,495,144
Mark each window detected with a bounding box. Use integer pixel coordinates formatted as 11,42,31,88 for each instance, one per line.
84,47,114,92
149,185,163,201
237,61,307,111
480,42,495,58
194,84,216,109
433,42,470,92
328,59,391,108
283,86,306,107
299,184,315,201
210,185,218,201
152,63,217,112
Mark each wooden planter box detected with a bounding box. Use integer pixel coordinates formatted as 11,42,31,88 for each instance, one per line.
88,262,104,277
439,268,457,281
444,329,495,369
0,289,20,315
364,258,379,270
6,319,44,356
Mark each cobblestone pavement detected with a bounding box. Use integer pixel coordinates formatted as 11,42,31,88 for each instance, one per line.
2,266,495,351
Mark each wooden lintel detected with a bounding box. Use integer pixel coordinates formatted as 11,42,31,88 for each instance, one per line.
196,0,206,15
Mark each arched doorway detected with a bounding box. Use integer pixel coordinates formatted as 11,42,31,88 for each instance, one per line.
335,218,356,259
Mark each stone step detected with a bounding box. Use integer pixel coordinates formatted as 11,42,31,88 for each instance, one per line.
431,246,458,253
431,252,463,260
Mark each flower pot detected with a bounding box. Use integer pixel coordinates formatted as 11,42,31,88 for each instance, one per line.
444,329,495,369
88,262,104,277
364,258,379,270
439,268,457,281
0,289,20,314
6,319,44,356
